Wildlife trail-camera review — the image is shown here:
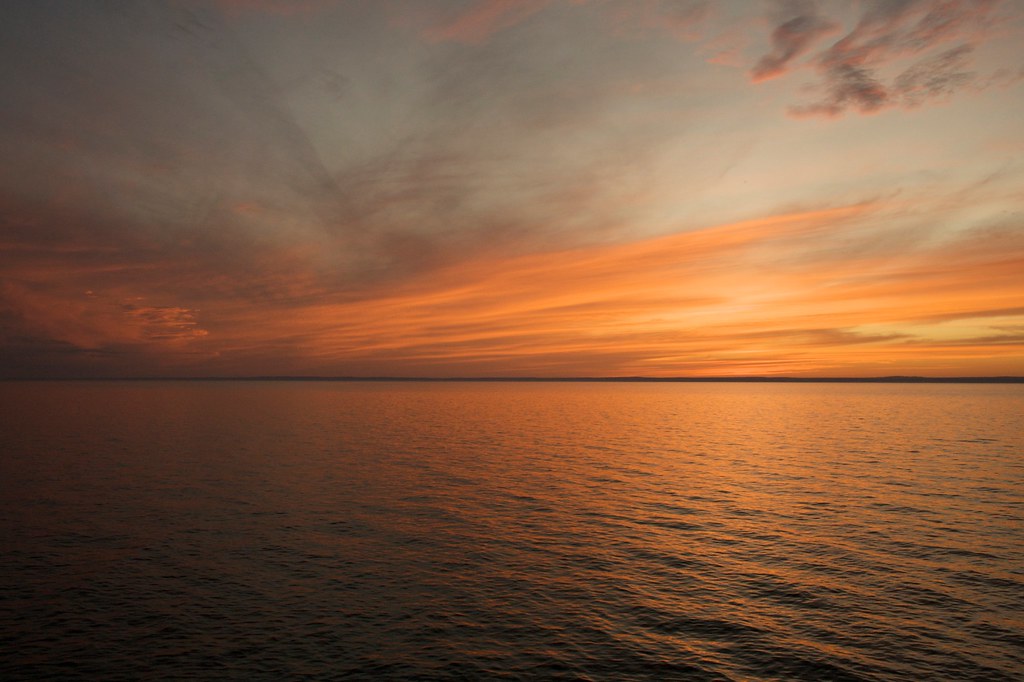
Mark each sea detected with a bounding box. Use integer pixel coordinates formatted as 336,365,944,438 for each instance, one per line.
1,380,1022,680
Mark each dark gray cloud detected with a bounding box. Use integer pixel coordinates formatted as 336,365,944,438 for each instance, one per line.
792,62,890,116
893,44,975,106
914,306,1024,323
749,0,1010,116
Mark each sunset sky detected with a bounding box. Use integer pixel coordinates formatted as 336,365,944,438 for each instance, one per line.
1,0,1022,377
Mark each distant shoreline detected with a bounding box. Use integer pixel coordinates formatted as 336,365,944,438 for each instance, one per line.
4,376,1023,383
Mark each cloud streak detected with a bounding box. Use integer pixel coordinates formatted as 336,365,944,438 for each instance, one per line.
750,0,1017,116
750,0,837,82
4,188,1022,377
355,209,1015,375
424,0,554,44
1,1,1021,377
54,199,1009,379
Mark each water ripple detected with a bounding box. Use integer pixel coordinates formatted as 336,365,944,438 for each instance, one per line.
2,381,1022,680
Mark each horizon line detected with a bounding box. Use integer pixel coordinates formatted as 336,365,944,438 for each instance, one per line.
3,375,1022,383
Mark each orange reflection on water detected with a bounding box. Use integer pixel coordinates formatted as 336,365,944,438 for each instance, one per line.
2,381,1022,677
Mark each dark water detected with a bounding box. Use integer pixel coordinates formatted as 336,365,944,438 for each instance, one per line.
1,381,1022,680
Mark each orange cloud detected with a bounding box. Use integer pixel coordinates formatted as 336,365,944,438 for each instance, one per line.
750,6,837,82
424,0,553,44
5,193,1020,378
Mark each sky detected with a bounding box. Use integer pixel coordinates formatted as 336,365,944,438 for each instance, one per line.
1,0,1022,378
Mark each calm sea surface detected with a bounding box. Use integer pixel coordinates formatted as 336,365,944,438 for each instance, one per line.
1,381,1022,680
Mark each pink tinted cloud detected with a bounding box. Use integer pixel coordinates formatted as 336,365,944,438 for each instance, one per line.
213,0,335,18
604,1,711,42
425,0,553,44
701,24,752,67
651,0,711,41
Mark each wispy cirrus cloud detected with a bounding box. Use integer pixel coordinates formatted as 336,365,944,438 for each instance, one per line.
424,0,712,45
424,0,554,44
599,0,711,41
180,200,1024,378
207,0,336,18
2,1,1021,377
750,0,838,82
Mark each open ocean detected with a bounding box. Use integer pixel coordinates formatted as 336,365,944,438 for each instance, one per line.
1,381,1022,680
